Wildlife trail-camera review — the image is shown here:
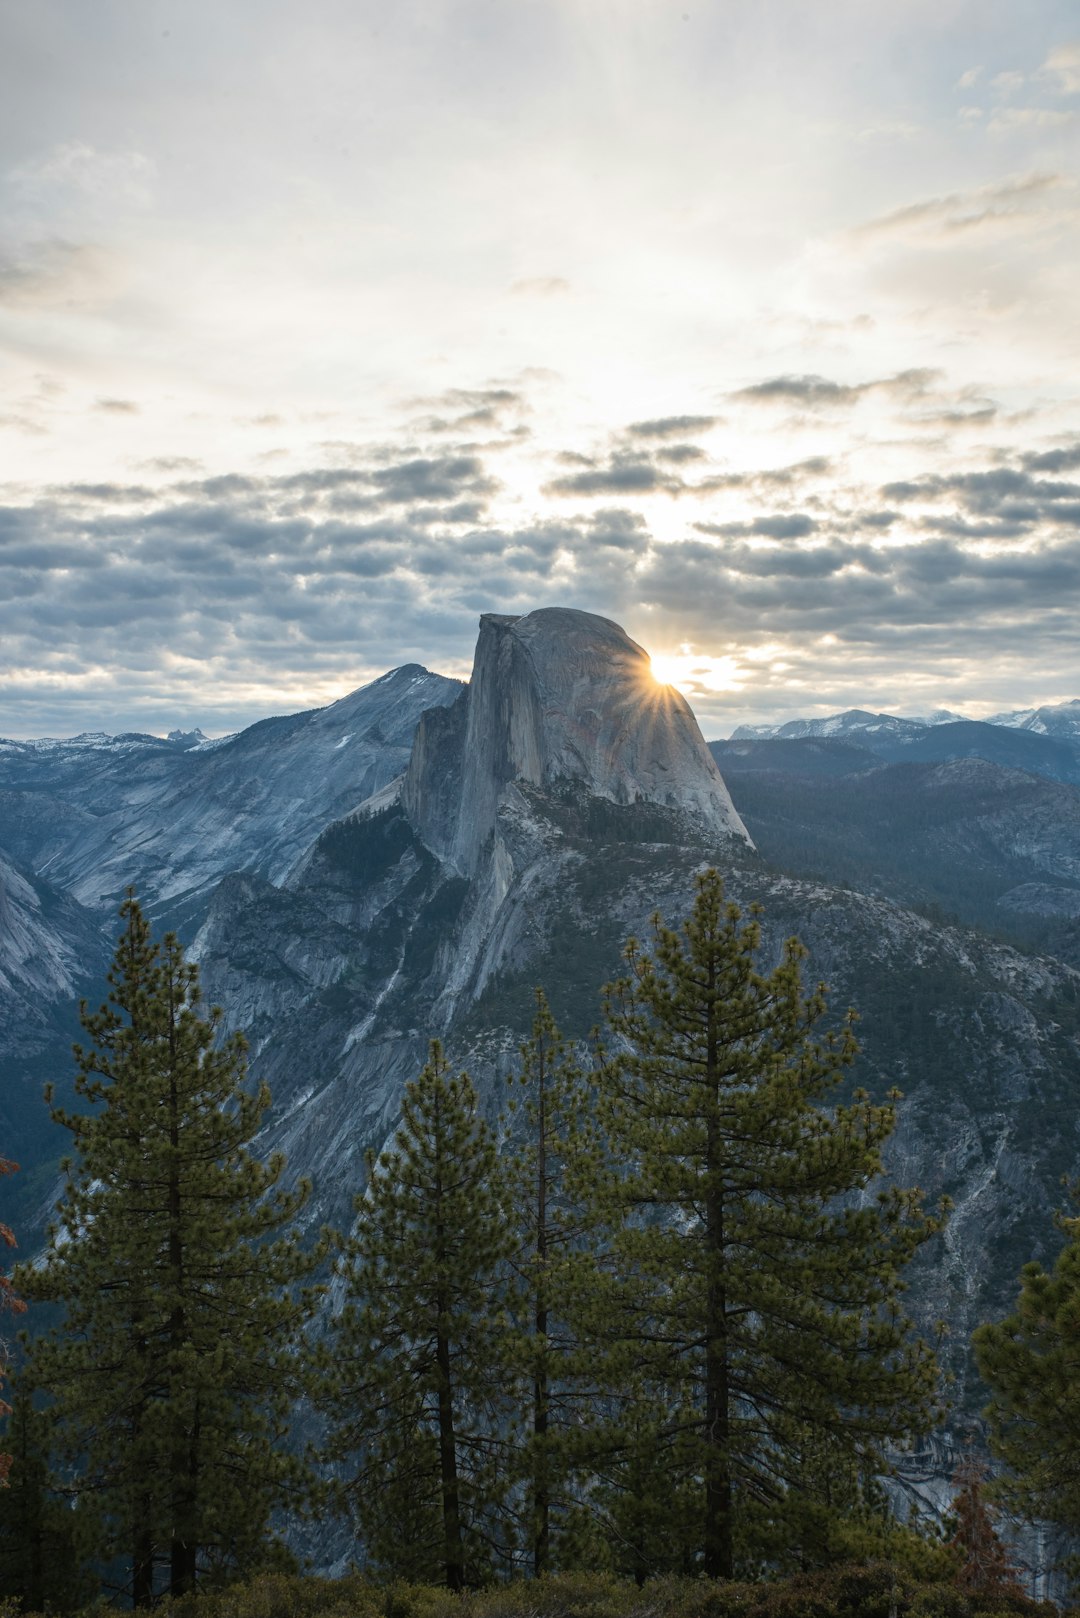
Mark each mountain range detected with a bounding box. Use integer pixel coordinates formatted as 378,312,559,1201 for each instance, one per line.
3,608,1080,1548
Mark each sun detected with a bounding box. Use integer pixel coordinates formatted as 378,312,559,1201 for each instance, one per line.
650,648,744,695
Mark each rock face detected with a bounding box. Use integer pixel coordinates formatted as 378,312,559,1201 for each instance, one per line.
403,609,749,875
0,665,461,933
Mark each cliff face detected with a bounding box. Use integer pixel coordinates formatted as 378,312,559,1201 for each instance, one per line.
402,609,749,875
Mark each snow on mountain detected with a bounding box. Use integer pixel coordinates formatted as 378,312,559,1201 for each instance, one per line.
986,698,1080,737
730,708,929,743
730,703,1080,743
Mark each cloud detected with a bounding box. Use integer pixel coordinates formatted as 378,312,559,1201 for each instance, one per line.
626,414,718,438
987,107,1076,134
95,398,139,415
695,513,818,540
1042,41,1080,95
544,452,682,497
732,370,937,410
850,172,1068,241
509,276,570,296
0,238,109,309
8,141,156,210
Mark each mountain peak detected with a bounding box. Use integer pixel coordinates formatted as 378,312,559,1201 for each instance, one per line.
402,607,749,875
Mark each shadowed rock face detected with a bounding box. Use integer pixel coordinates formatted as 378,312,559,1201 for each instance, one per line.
402,608,749,875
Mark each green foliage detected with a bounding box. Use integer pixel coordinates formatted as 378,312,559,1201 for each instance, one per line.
11,1566,1057,1618
323,1041,517,1589
500,991,610,1576
973,1197,1080,1560
579,868,945,1579
0,1154,26,1487
0,1386,95,1612
17,895,325,1604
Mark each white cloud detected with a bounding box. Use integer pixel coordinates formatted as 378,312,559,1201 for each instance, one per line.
1041,40,1080,95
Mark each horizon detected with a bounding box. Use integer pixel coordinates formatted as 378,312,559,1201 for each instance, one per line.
3,2,1080,736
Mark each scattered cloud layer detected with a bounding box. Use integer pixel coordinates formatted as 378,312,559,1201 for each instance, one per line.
3,3,1080,731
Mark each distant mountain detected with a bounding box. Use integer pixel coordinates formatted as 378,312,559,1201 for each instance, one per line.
0,665,461,935
730,708,929,742
710,740,1080,965
722,716,1080,788
986,698,1080,738
730,699,1080,744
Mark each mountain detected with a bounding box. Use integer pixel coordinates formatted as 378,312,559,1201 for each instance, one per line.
6,607,1080,1562
0,852,103,1219
729,701,1080,754
0,665,461,936
730,708,930,743
181,614,1080,1433
710,741,1080,966
722,718,1080,788
987,698,1080,738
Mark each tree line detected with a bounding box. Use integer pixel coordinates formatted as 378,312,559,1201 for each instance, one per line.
0,873,1077,1606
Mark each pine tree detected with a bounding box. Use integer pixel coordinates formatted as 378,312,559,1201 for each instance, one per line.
587,868,944,1579
18,895,325,1604
948,1451,1021,1598
0,1154,25,1487
324,1041,515,1588
501,990,605,1575
0,1386,93,1612
973,1205,1080,1544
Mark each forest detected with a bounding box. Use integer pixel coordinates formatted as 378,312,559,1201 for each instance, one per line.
1,874,1076,1617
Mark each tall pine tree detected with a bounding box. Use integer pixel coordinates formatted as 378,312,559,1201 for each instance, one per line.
502,990,606,1576
587,868,943,1579
0,1154,24,1487
973,1203,1080,1549
18,895,324,1604
0,1386,93,1613
324,1041,515,1588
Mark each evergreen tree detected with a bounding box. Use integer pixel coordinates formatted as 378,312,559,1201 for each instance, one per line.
0,1154,25,1486
18,895,324,1604
324,1041,515,1589
973,1205,1080,1545
0,1386,93,1612
587,868,944,1579
948,1452,1021,1598
502,990,605,1575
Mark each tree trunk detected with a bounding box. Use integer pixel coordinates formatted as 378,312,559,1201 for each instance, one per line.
703,975,733,1580
435,1317,465,1590
533,1030,550,1578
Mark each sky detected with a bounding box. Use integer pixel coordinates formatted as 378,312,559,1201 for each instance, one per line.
2,0,1080,740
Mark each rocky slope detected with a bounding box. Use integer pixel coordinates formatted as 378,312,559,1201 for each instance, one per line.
0,665,460,934
711,741,1080,965
185,613,1080,1435
0,852,103,1220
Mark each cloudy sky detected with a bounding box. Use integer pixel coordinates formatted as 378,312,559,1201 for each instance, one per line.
2,0,1080,739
